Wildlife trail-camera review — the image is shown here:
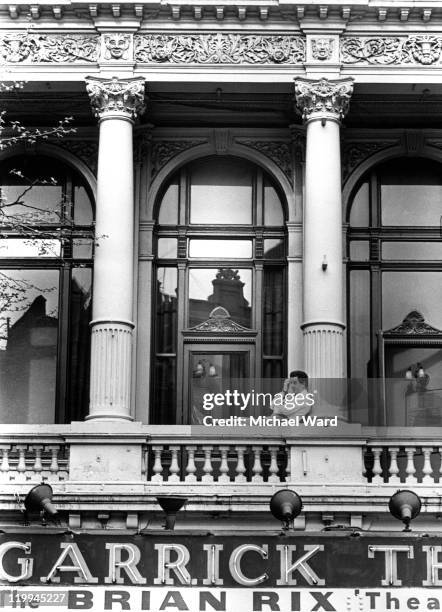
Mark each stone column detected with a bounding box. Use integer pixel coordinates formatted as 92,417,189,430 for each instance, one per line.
85,76,145,420
294,77,353,380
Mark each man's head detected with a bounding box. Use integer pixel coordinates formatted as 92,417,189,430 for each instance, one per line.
288,370,308,394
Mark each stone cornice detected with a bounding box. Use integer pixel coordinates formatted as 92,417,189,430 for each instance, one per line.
85,76,146,121
294,77,354,123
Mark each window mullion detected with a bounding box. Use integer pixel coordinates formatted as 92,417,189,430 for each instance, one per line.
55,264,71,423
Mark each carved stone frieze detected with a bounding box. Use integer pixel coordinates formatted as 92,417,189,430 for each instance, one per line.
0,32,99,63
134,34,305,65
312,38,334,61
150,140,206,178
188,306,251,333
342,141,397,180
341,35,442,66
103,33,131,60
58,140,99,174
295,78,354,122
384,311,442,336
85,76,146,121
236,139,293,183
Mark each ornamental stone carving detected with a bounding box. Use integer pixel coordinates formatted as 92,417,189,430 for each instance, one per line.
58,140,99,174
0,33,99,63
312,38,334,61
341,35,442,66
384,311,442,336
134,34,305,65
236,139,292,184
104,33,131,60
294,78,354,122
85,76,146,121
151,140,206,178
342,141,397,180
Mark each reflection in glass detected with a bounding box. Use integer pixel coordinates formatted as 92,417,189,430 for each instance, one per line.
1,185,63,224
381,158,442,226
67,268,92,421
382,272,442,331
158,179,179,225
74,186,93,225
349,181,369,226
190,158,253,224
0,239,61,258
383,242,442,260
156,268,177,353
73,239,93,259
158,238,178,259
189,268,252,327
0,269,59,423
189,240,252,259
154,356,176,424
264,178,284,225
349,270,370,424
263,239,284,259
263,268,284,356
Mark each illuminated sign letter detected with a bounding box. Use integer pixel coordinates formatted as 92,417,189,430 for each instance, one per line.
423,546,442,586
0,542,33,583
154,544,191,585
367,545,414,586
41,543,98,584
203,544,224,586
105,543,146,584
276,545,325,586
229,544,268,586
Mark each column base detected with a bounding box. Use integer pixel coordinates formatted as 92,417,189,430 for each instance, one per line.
88,319,134,421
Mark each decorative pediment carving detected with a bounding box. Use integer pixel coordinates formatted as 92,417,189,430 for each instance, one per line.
384,311,442,336
188,307,251,333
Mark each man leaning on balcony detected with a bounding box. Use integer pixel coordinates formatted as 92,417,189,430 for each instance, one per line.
270,370,313,418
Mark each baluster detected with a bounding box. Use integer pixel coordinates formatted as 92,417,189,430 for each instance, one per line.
405,447,417,484
235,446,247,482
388,447,400,484
268,446,280,483
371,447,383,483
285,447,291,482
422,447,434,484
31,445,43,475
46,446,60,480
168,446,180,482
439,447,442,484
251,446,263,482
141,445,147,479
218,446,230,483
0,445,10,473
202,446,214,483
185,446,197,482
15,445,27,475
151,446,164,483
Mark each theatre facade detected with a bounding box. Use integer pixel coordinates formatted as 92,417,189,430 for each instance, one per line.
2,0,442,605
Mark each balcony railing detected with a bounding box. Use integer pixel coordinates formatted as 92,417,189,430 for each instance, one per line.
0,437,69,483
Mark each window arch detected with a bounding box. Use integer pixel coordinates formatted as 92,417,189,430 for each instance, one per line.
152,156,287,424
0,154,94,423
347,156,442,426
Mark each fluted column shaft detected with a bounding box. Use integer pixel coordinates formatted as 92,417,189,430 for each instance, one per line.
295,78,353,379
85,76,145,420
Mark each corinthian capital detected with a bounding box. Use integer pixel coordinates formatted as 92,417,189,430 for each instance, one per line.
85,76,146,121
294,77,354,123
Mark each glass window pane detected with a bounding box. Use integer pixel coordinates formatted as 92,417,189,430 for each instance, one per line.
190,158,253,224
0,239,61,257
74,186,93,225
349,181,369,226
67,268,92,422
156,267,177,353
382,271,442,330
189,240,252,259
383,242,442,260
73,239,93,258
350,241,370,261
381,158,442,226
0,185,62,224
264,238,284,259
263,268,284,355
0,269,59,423
264,179,284,225
189,268,252,327
349,270,370,424
158,178,179,225
158,238,178,259
152,356,176,424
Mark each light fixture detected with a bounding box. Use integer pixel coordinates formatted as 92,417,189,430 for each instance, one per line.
270,489,303,530
322,255,328,271
388,490,421,532
156,495,187,530
24,483,58,525
405,363,429,391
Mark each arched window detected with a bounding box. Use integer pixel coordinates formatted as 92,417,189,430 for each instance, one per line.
347,157,442,426
0,154,94,423
152,156,287,424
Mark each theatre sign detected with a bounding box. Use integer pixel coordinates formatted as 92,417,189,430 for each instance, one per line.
0,533,442,611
